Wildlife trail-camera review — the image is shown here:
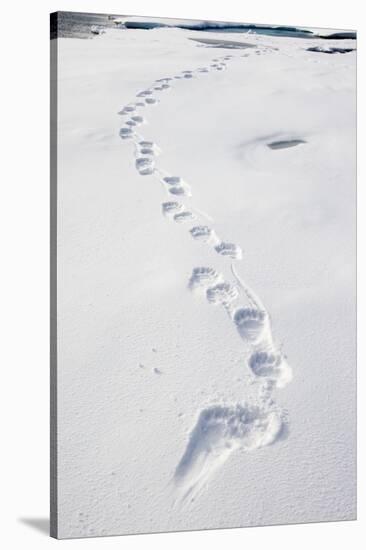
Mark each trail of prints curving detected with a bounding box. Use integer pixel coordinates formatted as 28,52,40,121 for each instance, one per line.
118,46,293,502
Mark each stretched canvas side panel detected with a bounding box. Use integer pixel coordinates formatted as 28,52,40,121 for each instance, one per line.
50,11,58,540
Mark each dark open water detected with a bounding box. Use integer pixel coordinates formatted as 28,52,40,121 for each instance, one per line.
50,12,356,41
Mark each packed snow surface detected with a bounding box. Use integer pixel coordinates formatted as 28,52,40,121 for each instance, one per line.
56,25,356,538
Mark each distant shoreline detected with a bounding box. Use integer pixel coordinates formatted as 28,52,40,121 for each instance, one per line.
50,12,357,40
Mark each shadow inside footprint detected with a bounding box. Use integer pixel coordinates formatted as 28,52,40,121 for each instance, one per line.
119,105,136,114
130,115,145,125
135,157,154,175
190,226,217,244
215,241,242,260
119,127,133,139
145,97,159,105
248,349,293,388
163,176,183,185
233,307,267,343
174,211,195,223
168,186,189,196
206,282,239,305
162,201,184,216
174,404,284,501
188,267,222,290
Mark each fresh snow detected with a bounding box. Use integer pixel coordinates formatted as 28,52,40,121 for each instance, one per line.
56,26,356,538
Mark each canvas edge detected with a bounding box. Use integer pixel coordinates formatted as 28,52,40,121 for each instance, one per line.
50,10,58,540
